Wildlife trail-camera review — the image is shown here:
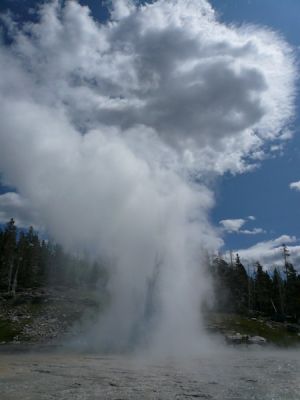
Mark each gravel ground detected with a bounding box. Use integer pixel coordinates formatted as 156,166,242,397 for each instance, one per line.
0,347,299,399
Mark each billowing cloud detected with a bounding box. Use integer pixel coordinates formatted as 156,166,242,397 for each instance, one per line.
0,0,295,176
289,181,300,191
0,0,296,352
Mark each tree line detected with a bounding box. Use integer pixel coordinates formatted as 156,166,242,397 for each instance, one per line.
211,252,300,321
0,218,108,295
1,219,300,321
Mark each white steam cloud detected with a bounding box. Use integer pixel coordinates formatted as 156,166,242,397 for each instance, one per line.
0,0,296,352
0,192,37,228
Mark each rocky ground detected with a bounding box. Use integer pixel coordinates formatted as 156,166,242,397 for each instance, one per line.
1,288,300,347
0,288,105,344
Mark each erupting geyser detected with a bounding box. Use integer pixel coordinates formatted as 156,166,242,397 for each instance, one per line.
0,0,295,352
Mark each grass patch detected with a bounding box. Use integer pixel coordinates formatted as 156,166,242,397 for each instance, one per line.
0,318,21,342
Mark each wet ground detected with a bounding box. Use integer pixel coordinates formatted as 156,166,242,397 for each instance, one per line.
0,347,299,399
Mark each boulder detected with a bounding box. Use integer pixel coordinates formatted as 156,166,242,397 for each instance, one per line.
248,335,267,345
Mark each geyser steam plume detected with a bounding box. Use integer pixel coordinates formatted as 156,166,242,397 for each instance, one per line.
0,0,296,352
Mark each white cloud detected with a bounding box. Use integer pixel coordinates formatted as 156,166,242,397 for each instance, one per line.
0,0,295,176
110,0,135,20
0,0,296,351
234,235,300,271
289,180,300,191
220,216,265,235
220,218,245,232
240,228,266,235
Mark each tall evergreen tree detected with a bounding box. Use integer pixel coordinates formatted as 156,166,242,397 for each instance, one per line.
0,218,17,292
232,254,249,313
285,262,299,319
254,262,272,314
272,267,284,315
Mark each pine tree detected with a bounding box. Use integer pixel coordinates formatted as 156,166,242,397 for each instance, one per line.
254,262,272,314
272,267,284,316
0,218,17,293
232,254,249,313
285,262,298,319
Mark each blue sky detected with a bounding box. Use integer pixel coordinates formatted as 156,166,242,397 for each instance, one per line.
0,0,299,267
209,0,300,251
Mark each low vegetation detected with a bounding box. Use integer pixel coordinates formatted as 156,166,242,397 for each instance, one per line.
206,313,300,347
